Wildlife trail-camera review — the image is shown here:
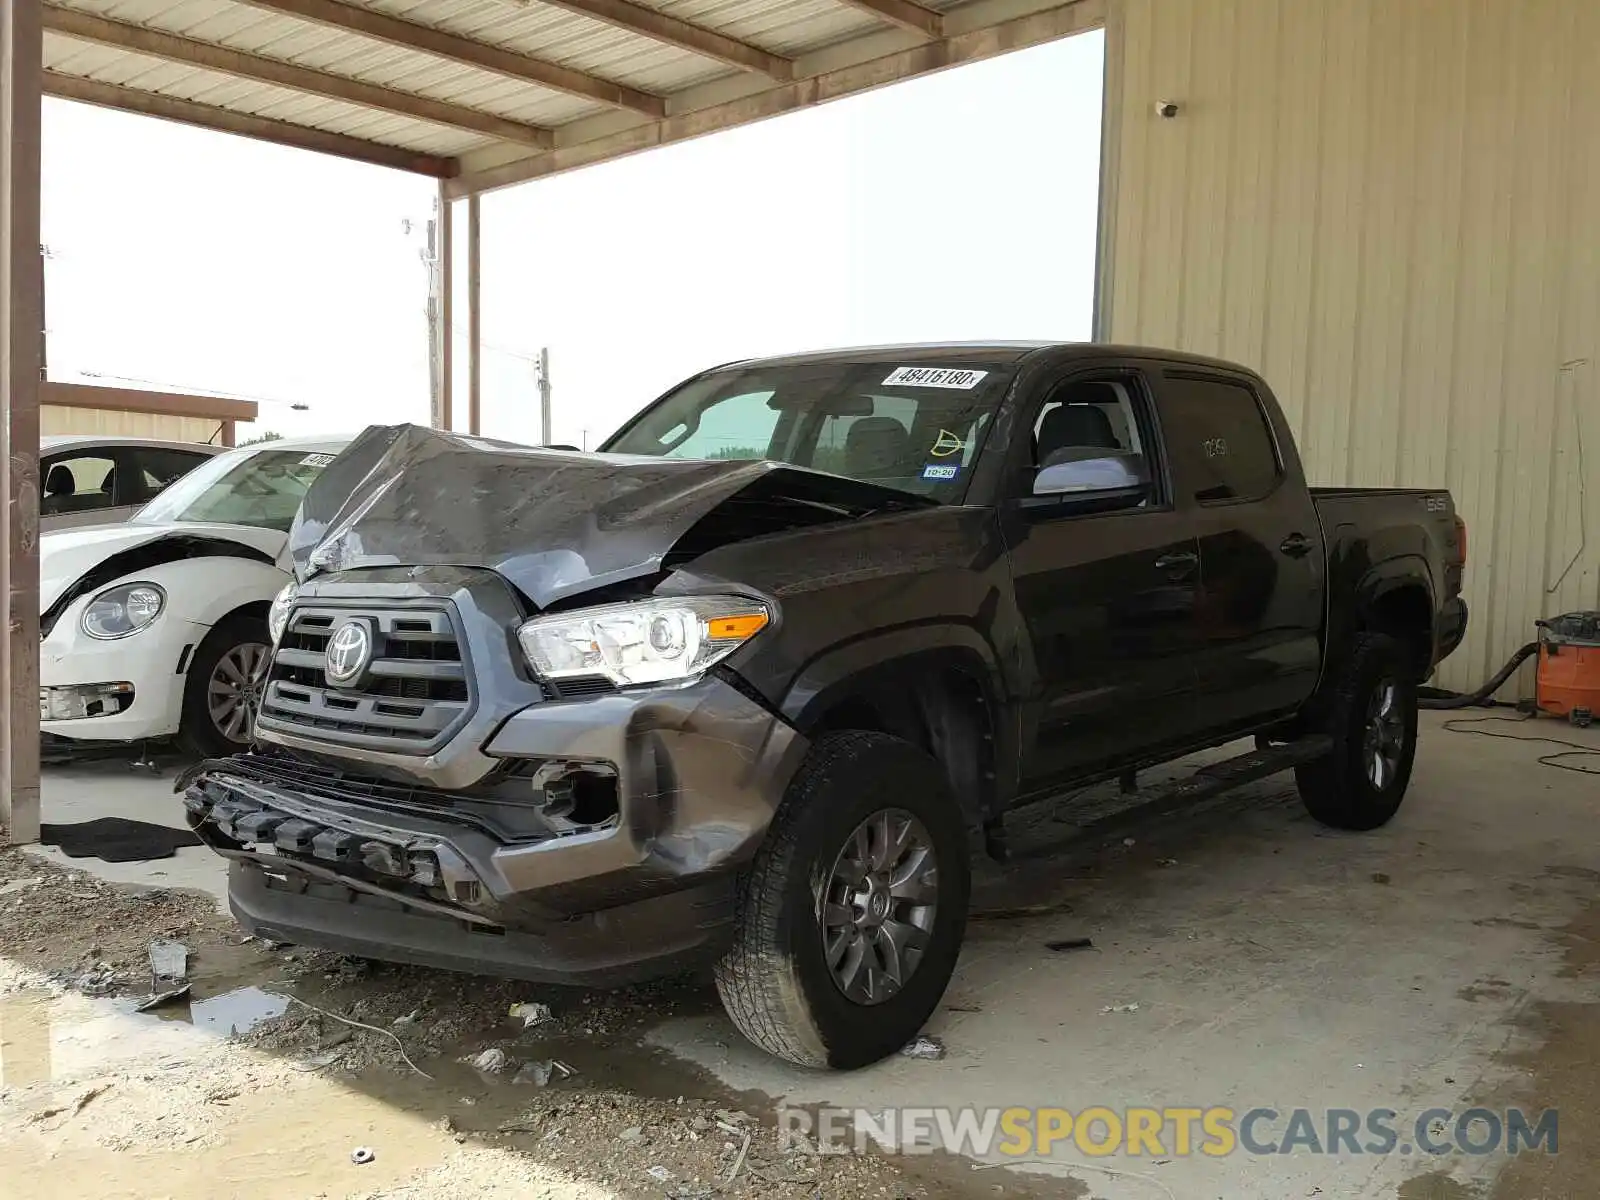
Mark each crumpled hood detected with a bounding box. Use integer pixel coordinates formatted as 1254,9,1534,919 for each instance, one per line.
290,424,933,609
41,521,285,612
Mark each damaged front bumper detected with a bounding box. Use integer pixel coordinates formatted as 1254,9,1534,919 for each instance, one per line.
183,673,809,986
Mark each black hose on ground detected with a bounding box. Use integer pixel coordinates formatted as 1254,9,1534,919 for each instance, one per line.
1418,641,1539,710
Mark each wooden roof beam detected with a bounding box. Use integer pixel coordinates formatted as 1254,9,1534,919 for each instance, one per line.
538,0,793,80
44,71,458,176
834,0,943,38
235,0,665,117
42,5,552,147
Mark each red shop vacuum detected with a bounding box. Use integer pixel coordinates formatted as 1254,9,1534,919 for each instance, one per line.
1536,611,1600,728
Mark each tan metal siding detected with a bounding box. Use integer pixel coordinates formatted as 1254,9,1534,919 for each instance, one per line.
40,407,222,444
1101,0,1600,694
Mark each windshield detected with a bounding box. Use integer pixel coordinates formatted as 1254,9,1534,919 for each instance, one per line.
134,448,339,532
602,361,1015,502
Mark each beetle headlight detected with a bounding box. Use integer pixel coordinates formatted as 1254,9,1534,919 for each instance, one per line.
517,596,770,688
81,582,166,641
268,581,299,645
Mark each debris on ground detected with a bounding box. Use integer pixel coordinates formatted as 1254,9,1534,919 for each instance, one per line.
1157,857,1179,867
945,1002,983,1013
1372,872,1392,885
1122,837,1137,847
148,938,188,984
350,1146,375,1165
135,983,192,1011
513,1060,555,1087
509,1000,554,1029
1045,936,1094,952
900,1035,946,1061
645,1164,674,1182
618,1125,646,1144
27,1082,113,1126
391,1009,421,1028
470,1048,509,1075
1100,1002,1141,1014
71,964,124,996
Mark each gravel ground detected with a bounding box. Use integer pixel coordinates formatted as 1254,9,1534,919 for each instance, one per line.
0,845,1024,1200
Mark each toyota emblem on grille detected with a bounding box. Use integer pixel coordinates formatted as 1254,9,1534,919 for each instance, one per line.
325,620,372,686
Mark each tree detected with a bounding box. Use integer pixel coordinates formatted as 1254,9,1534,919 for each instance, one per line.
240,430,284,446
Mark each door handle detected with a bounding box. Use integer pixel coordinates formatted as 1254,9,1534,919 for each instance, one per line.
1154,550,1199,578
1280,532,1314,558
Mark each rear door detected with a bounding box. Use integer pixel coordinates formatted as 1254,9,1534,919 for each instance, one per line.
39,448,125,530
1005,363,1209,788
125,446,216,509
1154,369,1324,728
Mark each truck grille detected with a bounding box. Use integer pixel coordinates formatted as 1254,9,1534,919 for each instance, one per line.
259,604,472,753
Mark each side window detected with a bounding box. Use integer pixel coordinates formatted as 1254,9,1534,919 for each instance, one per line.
40,453,118,517
1160,376,1281,503
1031,379,1146,467
131,448,212,503
653,390,780,460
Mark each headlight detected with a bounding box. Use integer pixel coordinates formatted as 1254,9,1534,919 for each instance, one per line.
81,582,166,640
517,596,771,688
268,581,299,645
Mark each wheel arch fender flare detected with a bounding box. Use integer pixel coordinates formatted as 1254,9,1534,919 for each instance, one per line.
778,623,1016,817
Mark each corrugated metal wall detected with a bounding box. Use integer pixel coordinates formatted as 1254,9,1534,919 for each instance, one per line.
1098,0,1600,693
41,406,222,445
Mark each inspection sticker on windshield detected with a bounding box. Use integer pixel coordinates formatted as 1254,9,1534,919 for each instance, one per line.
298,453,336,467
882,366,988,390
921,463,960,481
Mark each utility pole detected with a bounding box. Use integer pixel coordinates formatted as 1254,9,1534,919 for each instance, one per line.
536,347,552,445
423,214,442,429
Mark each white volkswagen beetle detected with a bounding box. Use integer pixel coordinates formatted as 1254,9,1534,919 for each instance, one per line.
40,435,350,758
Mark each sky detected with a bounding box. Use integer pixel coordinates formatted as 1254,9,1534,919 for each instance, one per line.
40,29,1104,449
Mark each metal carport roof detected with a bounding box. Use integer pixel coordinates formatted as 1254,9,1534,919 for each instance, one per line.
37,0,1104,194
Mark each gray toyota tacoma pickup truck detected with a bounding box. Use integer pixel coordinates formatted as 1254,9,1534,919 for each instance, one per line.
183,343,1468,1069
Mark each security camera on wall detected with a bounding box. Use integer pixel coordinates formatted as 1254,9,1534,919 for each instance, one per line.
1154,101,1180,118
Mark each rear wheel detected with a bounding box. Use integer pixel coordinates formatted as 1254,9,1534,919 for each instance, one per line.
1295,632,1418,830
714,731,970,1069
177,614,271,759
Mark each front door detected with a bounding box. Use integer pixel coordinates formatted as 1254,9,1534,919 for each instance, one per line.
1005,368,1208,792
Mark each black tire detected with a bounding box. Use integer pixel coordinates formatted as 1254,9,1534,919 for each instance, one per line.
176,614,272,760
1295,632,1418,831
713,731,970,1069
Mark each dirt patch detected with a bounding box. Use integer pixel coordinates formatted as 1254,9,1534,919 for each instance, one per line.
0,847,1081,1199
1398,1171,1486,1200
0,844,258,998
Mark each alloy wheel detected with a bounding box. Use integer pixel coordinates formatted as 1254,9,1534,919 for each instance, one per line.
819,808,940,1005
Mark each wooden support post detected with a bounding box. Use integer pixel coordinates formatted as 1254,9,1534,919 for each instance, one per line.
1,0,43,845
467,195,481,437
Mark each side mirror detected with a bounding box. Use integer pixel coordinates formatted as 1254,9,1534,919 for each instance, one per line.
1028,451,1150,512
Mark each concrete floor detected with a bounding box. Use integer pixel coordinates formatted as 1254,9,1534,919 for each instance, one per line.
30,759,226,903
28,711,1600,1199
646,711,1600,1200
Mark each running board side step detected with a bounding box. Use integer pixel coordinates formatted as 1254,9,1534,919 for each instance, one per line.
987,734,1333,863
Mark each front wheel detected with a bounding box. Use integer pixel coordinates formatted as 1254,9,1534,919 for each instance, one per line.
176,614,272,759
1295,632,1418,830
713,731,970,1069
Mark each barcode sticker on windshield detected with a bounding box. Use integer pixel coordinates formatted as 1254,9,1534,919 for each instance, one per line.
298,453,336,467
882,366,988,390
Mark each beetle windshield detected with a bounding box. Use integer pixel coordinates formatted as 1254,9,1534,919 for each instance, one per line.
134,447,339,532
